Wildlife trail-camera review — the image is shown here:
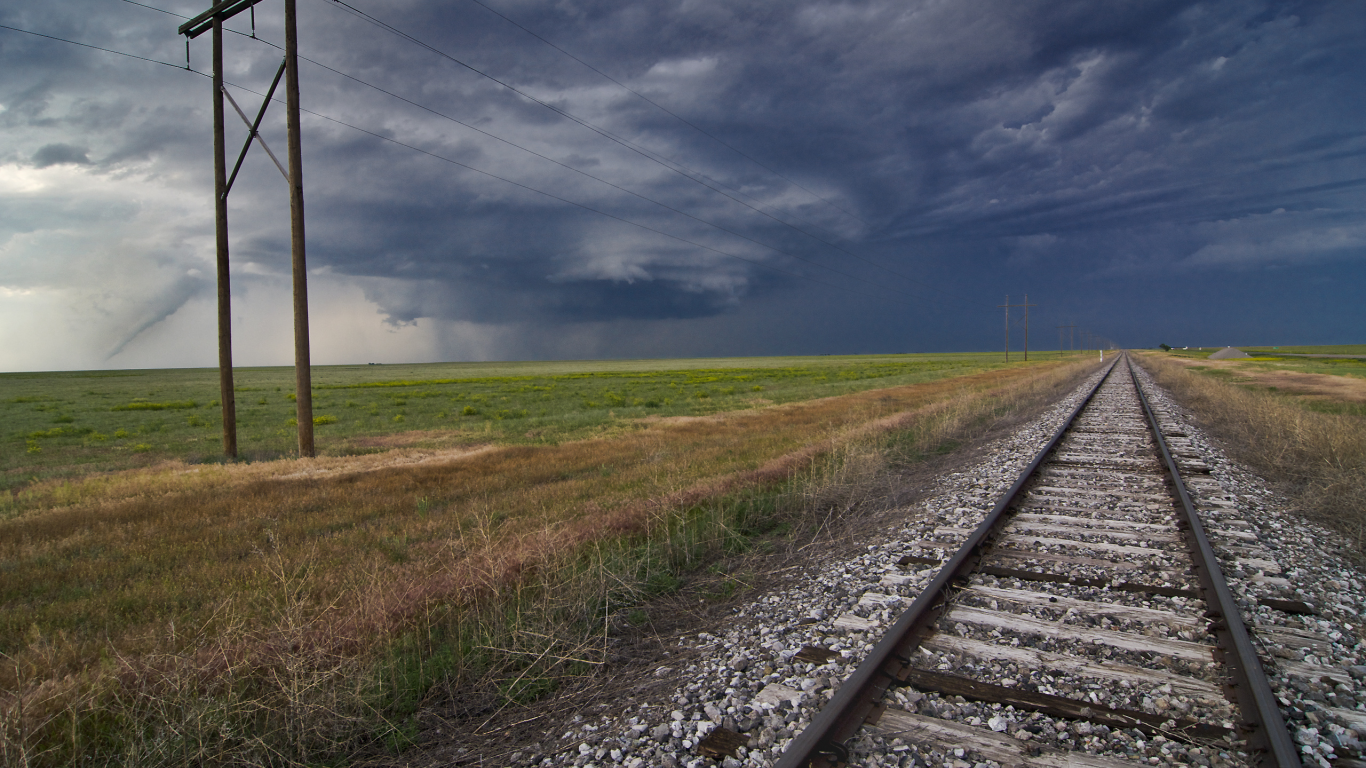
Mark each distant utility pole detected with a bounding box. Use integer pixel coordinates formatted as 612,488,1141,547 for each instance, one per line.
999,296,1010,362
997,295,1035,362
1058,322,1076,358
181,0,316,458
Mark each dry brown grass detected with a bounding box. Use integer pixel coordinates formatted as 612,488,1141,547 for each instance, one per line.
1167,360,1366,404
1,443,501,520
1135,352,1366,547
0,359,1098,766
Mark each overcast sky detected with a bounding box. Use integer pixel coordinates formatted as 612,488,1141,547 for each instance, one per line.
1,0,1362,372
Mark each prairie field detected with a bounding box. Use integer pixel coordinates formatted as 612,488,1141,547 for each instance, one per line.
4,352,1030,495
0,352,1097,766
1239,344,1366,356
1164,345,1366,378
1165,344,1366,358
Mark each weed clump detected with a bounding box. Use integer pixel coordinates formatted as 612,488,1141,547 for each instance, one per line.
111,400,198,411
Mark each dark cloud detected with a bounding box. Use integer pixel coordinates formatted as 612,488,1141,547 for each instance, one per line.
1,0,1363,371
30,142,91,167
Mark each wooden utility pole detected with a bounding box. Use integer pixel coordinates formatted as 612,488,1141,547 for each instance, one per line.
998,296,1010,362
1058,322,1077,356
183,0,314,457
283,0,314,457
212,16,237,458
997,295,1034,362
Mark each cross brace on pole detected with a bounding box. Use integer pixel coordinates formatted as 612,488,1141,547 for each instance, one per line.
223,58,288,196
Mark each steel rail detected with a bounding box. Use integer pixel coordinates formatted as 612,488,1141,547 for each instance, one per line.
775,356,1121,768
1126,355,1302,768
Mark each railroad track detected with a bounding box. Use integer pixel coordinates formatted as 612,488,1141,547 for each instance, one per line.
763,353,1308,768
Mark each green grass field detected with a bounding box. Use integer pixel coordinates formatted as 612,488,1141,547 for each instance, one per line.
2,352,1043,493
1159,346,1366,380
1165,344,1366,359
1240,344,1366,356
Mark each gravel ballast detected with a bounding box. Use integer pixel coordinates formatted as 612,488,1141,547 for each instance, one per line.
513,360,1366,768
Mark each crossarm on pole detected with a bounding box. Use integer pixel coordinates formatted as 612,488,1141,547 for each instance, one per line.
179,0,265,39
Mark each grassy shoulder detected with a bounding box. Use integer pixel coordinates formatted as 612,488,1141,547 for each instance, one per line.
3,352,1034,496
1146,347,1366,419
0,355,1098,766
1133,350,1366,549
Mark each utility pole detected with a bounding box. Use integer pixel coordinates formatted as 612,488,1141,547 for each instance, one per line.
998,296,1010,362
1057,322,1077,359
182,0,315,458
284,0,314,457
997,296,1034,362
211,16,236,458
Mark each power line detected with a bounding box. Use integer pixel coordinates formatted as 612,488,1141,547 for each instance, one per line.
118,0,189,18
0,23,188,71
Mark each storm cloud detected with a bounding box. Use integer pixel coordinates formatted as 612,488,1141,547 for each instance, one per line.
0,0,1362,371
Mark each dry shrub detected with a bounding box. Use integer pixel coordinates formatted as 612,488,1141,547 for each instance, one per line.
1135,353,1366,549
2,542,383,767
